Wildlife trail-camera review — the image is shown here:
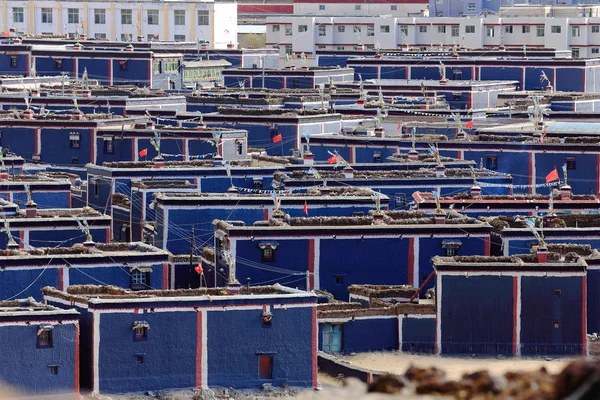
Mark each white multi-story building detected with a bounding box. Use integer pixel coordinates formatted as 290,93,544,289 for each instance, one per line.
266,13,600,58
293,0,429,17
1,0,237,48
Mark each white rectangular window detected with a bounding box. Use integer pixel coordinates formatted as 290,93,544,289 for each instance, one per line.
197,10,209,25
148,33,159,41
272,24,280,32
298,25,307,32
95,33,107,39
467,3,476,11
465,25,475,34
174,10,185,26
592,47,600,54
572,26,580,37
353,25,361,33
285,25,292,36
12,8,24,23
68,9,79,24
174,34,186,41
551,25,561,34
41,8,53,24
537,26,545,37
486,27,494,37
318,25,326,36
147,10,159,25
572,48,580,58
319,5,325,10
419,26,427,33
355,5,361,10
504,25,513,33
451,26,459,36
400,25,408,35
338,25,345,33
438,26,446,33
367,25,374,36
121,9,132,25
391,5,397,10
285,45,292,54
94,9,106,24
522,25,530,33
380,25,390,33
593,25,600,33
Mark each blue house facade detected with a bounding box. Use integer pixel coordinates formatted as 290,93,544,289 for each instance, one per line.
434,255,587,356
222,67,354,90
43,284,318,394
214,211,492,299
0,299,80,399
0,242,168,301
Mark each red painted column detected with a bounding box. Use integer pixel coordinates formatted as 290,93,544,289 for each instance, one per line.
484,237,491,256
58,268,64,291
407,238,415,286
19,231,24,249
163,263,169,289
196,312,203,388
105,228,111,243
263,208,269,220
583,276,588,355
512,276,519,356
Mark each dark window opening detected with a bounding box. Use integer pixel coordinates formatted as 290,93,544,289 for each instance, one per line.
394,193,406,208
352,211,364,217
554,289,562,297
119,61,128,71
37,329,53,348
10,57,17,68
258,355,273,379
236,139,243,155
335,275,344,285
69,133,80,149
269,128,279,141
131,270,150,290
71,157,79,165
104,137,114,154
49,365,59,374
373,151,382,162
486,155,498,170
452,93,461,100
566,157,576,170
261,247,275,262
93,179,99,198
133,327,148,341
445,247,457,256
136,354,145,363
554,321,560,329
253,179,263,190
452,69,462,80
54,60,63,70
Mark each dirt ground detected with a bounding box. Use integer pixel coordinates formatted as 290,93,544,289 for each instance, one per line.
338,351,573,380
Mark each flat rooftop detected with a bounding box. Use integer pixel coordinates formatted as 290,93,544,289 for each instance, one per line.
275,167,510,181
0,242,167,258
0,298,79,317
482,214,600,231
433,254,588,270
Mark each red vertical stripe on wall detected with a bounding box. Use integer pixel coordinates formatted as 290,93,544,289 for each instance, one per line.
90,129,95,165
408,238,415,286
163,263,169,289
583,276,588,355
105,228,111,243
196,312,203,388
349,148,354,164
597,155,600,195
58,268,64,291
19,231,24,249
74,323,80,394
308,239,315,290
312,307,318,388
67,192,72,208
263,208,269,220
484,237,491,256
512,276,518,356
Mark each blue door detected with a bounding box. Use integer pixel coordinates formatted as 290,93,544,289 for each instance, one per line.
322,324,342,353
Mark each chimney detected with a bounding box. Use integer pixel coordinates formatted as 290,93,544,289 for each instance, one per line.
537,246,549,263
434,210,446,224
470,185,482,199
72,110,84,120
22,109,34,120
31,89,41,97
0,168,9,180
374,127,385,138
73,42,83,51
343,165,354,179
137,35,144,42
6,240,20,254
82,90,91,98
126,44,134,52
196,122,206,131
435,164,446,178
83,240,96,254
153,156,165,168
407,149,419,161
146,121,155,130
303,151,314,165
12,37,22,45
25,201,37,218
372,212,384,222
319,187,331,196
213,154,223,167
560,184,572,200
227,186,238,194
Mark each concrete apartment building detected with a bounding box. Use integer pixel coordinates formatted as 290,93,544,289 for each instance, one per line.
266,5,600,58
0,0,236,47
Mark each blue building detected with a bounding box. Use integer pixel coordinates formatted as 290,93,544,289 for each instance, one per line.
434,254,588,356
0,242,168,301
274,166,513,208
154,187,388,255
214,210,492,299
0,298,80,398
318,286,436,354
305,133,600,195
43,284,318,394
86,160,283,218
222,67,354,90
0,174,74,209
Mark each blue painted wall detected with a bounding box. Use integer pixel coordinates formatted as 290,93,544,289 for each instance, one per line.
0,324,77,395
401,317,436,354
440,275,513,355
588,269,600,335
520,276,583,355
207,307,313,388
339,318,398,353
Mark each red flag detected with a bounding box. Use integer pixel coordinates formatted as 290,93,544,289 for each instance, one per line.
195,264,203,274
327,155,336,164
465,120,474,129
545,167,559,183
272,133,282,143
138,148,148,158
397,122,402,131
303,200,308,215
